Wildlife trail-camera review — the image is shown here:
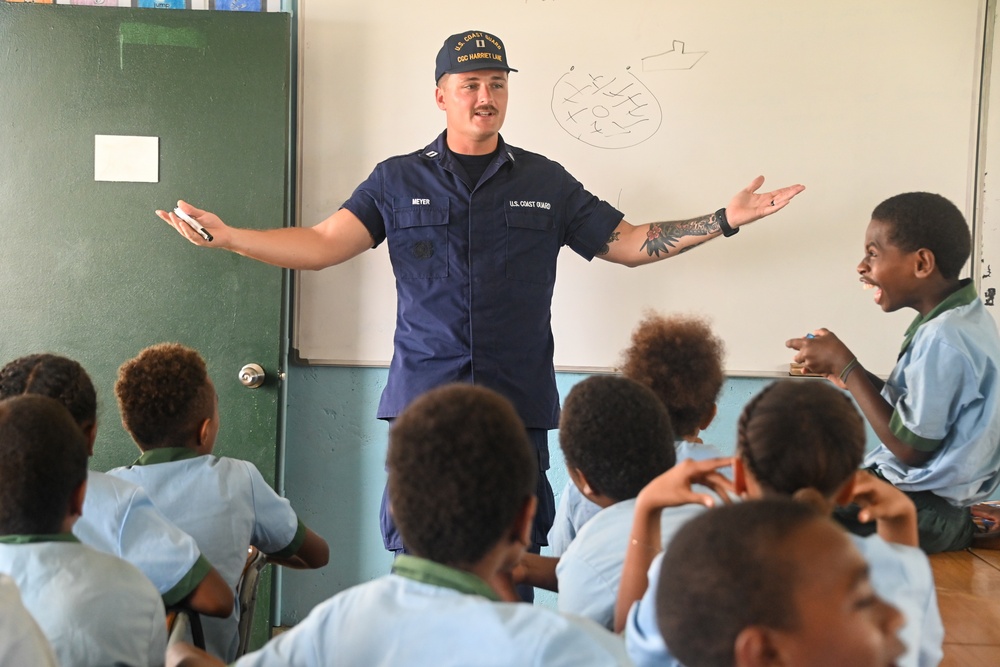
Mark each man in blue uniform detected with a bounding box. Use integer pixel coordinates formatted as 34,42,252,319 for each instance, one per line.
158,30,805,572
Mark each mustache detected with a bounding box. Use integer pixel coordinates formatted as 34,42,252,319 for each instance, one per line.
474,105,499,115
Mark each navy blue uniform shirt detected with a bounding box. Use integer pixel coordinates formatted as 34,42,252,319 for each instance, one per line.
342,132,623,433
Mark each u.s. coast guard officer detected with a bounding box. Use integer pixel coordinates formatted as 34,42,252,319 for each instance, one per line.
157,29,805,585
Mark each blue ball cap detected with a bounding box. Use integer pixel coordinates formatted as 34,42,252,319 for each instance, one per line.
435,30,518,83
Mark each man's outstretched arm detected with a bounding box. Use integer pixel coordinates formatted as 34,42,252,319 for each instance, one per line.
597,176,805,267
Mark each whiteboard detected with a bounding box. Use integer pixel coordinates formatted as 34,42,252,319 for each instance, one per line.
293,0,986,376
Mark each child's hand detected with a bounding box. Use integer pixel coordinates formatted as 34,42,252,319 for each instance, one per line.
785,329,856,385
636,457,736,514
846,470,919,547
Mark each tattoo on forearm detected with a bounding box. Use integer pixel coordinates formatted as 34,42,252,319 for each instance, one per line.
639,213,721,258
597,231,621,256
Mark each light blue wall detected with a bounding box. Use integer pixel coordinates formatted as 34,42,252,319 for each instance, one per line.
276,366,881,620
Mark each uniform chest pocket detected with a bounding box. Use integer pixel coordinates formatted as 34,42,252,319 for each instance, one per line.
390,204,449,279
506,207,558,284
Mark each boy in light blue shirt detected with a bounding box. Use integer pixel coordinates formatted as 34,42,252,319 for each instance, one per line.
166,384,631,667
0,353,233,617
0,395,167,667
109,343,330,662
787,192,1000,553
547,313,726,556
538,375,726,630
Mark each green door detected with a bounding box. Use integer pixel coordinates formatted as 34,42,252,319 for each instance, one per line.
0,3,291,647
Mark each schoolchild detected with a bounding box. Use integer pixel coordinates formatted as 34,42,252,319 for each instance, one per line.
0,353,233,617
787,192,1000,553
548,313,727,556
165,384,632,667
109,342,329,662
0,395,167,667
656,499,906,667
521,375,730,630
619,380,942,667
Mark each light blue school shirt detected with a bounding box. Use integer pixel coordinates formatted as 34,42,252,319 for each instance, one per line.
556,497,707,630
110,448,305,662
0,573,57,667
864,282,1000,505
547,440,724,557
0,534,166,667
74,469,210,605
234,555,632,666
624,533,942,667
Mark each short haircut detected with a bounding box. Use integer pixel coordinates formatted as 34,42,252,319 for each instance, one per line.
115,343,214,450
872,192,970,279
657,499,825,667
0,353,96,429
620,313,724,437
737,380,864,498
559,375,675,502
0,395,89,535
387,384,537,567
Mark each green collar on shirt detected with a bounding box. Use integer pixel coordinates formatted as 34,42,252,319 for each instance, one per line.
899,279,976,357
0,533,79,544
133,447,203,466
391,554,500,602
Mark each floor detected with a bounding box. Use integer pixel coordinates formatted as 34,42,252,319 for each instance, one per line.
931,548,1000,666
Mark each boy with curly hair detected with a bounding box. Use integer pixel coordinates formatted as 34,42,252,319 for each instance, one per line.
548,313,726,556
110,343,329,661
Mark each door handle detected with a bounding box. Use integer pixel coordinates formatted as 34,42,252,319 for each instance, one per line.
238,363,266,389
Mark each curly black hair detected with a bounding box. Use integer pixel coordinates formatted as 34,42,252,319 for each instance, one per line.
620,313,724,437
387,384,537,567
115,343,215,450
872,192,970,280
559,375,675,502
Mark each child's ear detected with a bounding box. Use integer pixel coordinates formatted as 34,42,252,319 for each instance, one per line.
734,625,785,667
198,416,216,450
913,248,937,279
698,404,718,431
733,457,749,496
80,419,98,457
568,466,596,497
833,474,857,506
63,479,87,532
512,496,537,547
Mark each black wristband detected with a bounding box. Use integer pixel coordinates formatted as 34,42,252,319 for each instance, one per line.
716,207,739,237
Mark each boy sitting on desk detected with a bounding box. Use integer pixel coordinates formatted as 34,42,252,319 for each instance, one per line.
0,395,167,667
109,343,329,662
787,192,1000,553
167,384,631,666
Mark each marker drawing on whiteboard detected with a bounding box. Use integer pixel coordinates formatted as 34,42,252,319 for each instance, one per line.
550,66,662,149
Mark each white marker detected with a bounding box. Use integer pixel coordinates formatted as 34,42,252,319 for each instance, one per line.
173,207,213,242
